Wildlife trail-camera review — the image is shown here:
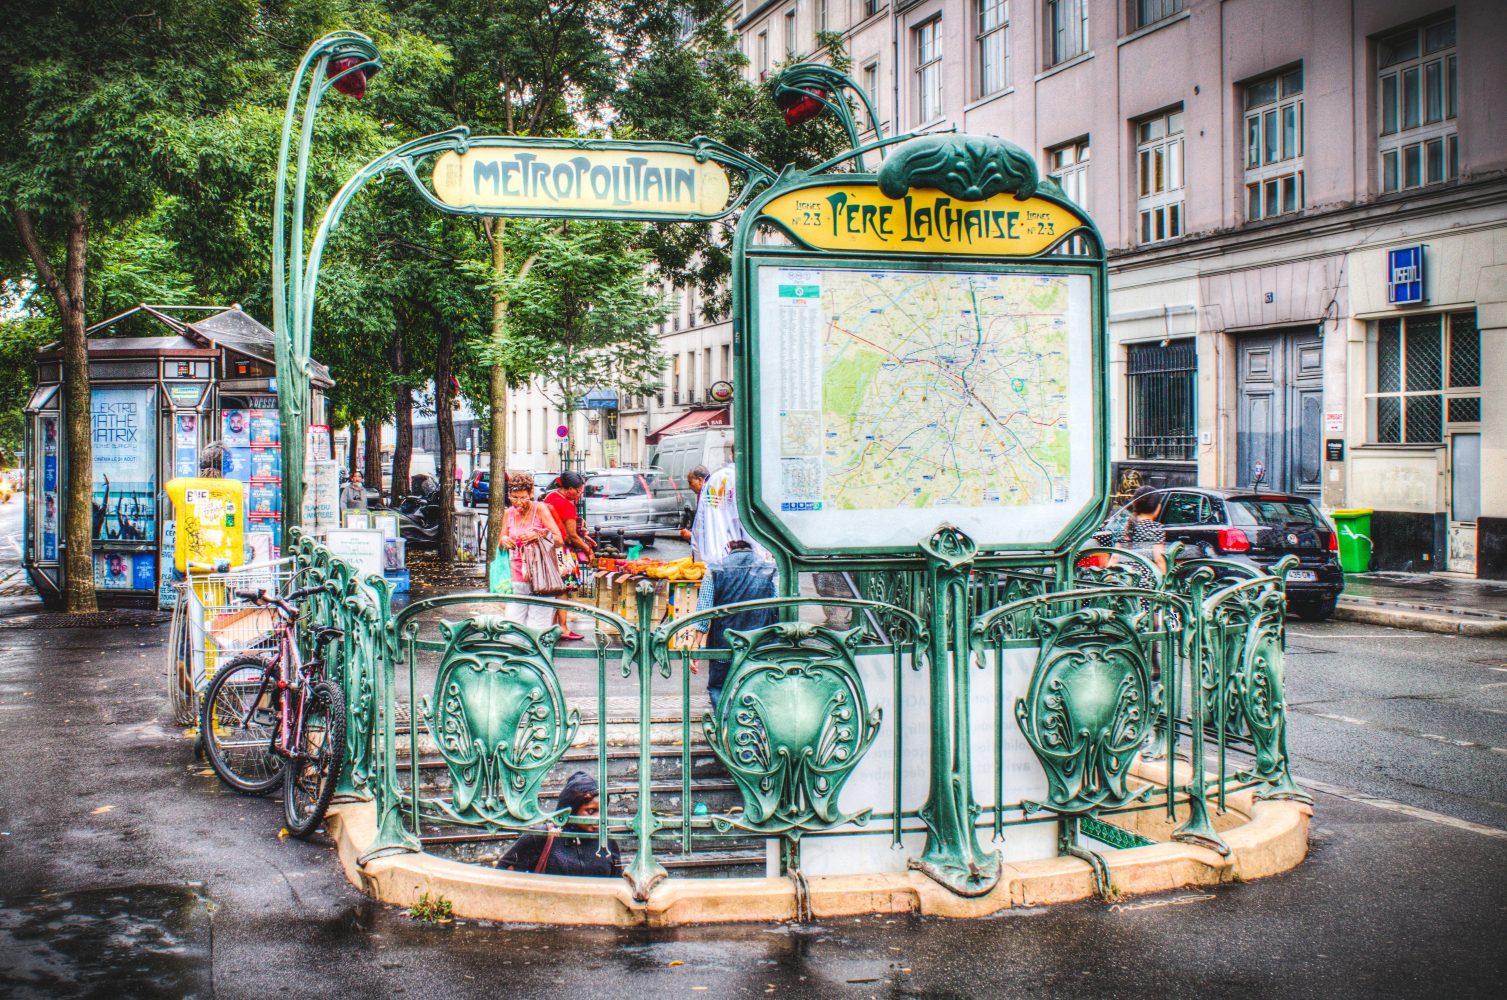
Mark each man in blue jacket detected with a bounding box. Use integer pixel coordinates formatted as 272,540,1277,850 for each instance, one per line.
685,539,777,708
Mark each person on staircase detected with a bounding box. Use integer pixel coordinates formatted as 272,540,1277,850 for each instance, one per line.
495,771,621,877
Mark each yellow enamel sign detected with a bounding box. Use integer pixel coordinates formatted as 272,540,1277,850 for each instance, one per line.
432,147,732,216
166,477,245,572
760,185,1086,256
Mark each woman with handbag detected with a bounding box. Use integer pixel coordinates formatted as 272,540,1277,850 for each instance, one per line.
498,471,568,632
495,771,622,877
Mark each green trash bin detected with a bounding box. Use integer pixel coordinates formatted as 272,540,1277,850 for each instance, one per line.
1330,508,1373,573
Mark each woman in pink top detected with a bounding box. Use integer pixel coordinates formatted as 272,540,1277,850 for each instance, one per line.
498,471,565,631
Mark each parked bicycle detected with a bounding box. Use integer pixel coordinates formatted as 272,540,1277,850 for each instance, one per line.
199,585,346,838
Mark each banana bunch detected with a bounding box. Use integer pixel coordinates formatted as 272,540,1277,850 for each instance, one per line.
643,556,705,582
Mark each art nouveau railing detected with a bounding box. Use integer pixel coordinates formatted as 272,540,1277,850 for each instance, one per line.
288,528,1306,904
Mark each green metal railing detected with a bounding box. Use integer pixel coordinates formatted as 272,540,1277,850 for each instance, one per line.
287,528,1306,904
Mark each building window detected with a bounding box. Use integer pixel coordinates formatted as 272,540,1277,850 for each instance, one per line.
1126,339,1196,461
977,0,1009,98
720,344,731,382
685,351,696,402
1244,67,1304,221
1045,0,1088,67
671,355,681,404
757,30,770,80
1377,15,1457,193
864,0,882,18
1133,0,1182,31
861,62,880,132
1136,108,1183,244
1047,136,1089,211
785,8,797,57
1369,312,1479,443
817,0,828,34
915,18,942,123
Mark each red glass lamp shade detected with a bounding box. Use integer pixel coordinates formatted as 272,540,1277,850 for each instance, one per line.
779,89,827,127
327,56,375,99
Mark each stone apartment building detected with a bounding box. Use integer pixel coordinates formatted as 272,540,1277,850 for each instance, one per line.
509,0,1507,578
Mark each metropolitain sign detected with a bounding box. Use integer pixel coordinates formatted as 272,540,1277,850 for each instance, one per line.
760,184,1087,256
432,146,733,218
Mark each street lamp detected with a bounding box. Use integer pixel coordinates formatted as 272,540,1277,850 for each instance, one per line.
272,32,382,532
770,63,886,171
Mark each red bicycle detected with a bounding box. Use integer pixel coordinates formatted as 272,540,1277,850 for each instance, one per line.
200,586,347,838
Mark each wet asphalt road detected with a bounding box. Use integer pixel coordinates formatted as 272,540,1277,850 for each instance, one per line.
0,518,1504,996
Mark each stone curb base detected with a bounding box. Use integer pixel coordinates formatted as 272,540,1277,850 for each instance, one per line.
1334,601,1507,637
326,762,1311,926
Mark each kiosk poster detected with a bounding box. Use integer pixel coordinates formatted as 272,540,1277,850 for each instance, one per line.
222,404,283,557
41,415,58,561
250,448,281,481
91,386,157,543
249,411,280,446
223,447,252,480
222,409,250,447
174,413,199,478
95,551,156,591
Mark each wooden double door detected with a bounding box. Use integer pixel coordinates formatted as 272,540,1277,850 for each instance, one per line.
1235,328,1324,499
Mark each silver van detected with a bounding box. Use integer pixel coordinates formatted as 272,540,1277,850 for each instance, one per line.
582,469,682,544
649,429,732,490
648,428,732,528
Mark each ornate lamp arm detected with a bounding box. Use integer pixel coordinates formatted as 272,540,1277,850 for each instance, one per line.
770,63,884,172
272,31,381,529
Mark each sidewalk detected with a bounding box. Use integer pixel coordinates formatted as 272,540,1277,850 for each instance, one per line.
1335,571,1507,636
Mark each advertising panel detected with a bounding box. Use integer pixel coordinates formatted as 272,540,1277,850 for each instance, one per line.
41,415,58,561
91,386,157,543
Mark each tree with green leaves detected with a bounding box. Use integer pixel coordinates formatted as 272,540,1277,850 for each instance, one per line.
384,0,732,557
473,218,668,444
0,0,279,611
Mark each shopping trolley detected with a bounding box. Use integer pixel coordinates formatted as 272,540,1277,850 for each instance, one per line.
167,557,302,727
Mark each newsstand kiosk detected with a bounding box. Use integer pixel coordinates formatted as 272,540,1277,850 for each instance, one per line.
22,305,331,609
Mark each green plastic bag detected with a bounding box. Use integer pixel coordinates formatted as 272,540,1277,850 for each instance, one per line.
489,548,514,595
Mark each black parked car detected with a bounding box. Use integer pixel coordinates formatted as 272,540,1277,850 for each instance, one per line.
1091,487,1344,620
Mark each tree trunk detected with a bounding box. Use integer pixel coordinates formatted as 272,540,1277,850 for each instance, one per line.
14,207,96,613
435,324,457,563
485,219,509,559
391,322,412,504
347,422,359,476
363,418,382,494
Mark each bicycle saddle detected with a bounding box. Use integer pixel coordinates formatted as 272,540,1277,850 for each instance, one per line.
313,625,344,646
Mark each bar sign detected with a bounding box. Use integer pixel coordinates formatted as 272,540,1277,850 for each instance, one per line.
1388,245,1424,305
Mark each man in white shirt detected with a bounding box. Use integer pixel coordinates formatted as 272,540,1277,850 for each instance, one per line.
688,464,770,564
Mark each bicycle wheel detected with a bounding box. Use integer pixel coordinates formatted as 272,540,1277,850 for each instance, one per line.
200,655,284,795
283,678,346,838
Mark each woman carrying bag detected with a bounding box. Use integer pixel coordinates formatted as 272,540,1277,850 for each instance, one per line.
498,471,568,632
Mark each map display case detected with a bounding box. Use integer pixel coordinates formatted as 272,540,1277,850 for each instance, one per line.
733,136,1109,560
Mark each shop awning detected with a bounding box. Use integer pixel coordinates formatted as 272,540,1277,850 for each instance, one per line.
646,406,729,444
579,389,618,410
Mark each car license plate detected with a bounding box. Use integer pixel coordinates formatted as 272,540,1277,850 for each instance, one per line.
605,514,631,522
1285,569,1316,582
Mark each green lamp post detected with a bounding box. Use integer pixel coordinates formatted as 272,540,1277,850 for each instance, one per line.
272,32,382,529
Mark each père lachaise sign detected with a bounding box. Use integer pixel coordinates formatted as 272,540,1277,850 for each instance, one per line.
432,144,733,218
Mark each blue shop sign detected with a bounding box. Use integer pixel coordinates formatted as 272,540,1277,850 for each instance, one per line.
1388,245,1425,306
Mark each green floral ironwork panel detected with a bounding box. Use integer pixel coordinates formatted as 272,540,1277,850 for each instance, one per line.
1015,607,1154,815
703,622,881,837
419,616,580,827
